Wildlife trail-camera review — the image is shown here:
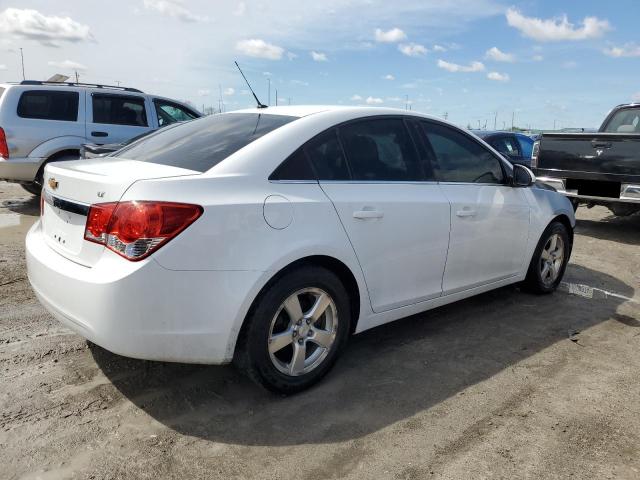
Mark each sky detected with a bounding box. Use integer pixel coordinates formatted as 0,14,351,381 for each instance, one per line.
0,0,639,130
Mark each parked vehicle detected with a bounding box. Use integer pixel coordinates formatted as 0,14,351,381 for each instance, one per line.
0,80,201,194
27,106,575,393
533,103,640,216
80,125,180,159
473,130,534,167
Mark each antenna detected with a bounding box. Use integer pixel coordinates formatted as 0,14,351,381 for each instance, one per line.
234,61,267,109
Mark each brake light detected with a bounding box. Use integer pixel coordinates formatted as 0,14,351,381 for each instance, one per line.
84,201,203,261
531,140,540,169
0,127,9,159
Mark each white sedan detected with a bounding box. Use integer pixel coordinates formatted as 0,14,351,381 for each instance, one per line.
26,106,575,393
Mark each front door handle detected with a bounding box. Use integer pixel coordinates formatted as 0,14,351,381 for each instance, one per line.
456,208,477,218
91,131,108,137
353,209,384,219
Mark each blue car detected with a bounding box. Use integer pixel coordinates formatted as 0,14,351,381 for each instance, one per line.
472,131,534,167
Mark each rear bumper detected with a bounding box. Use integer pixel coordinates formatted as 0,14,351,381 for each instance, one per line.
26,221,263,364
0,156,45,182
536,176,640,205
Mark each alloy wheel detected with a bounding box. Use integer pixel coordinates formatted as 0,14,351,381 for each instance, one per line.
540,233,565,286
268,288,338,376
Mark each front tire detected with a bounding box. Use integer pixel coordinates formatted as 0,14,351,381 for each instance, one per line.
234,266,351,394
523,221,571,293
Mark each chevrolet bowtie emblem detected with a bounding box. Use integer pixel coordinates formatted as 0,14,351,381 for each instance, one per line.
48,177,59,190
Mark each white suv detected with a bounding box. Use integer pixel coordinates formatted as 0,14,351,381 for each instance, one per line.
0,80,200,194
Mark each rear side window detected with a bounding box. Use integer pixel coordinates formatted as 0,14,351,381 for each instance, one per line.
114,113,296,172
305,129,350,180
489,135,521,157
269,148,316,181
92,94,148,127
516,135,534,158
338,118,422,181
17,90,79,121
420,121,504,184
602,107,640,133
154,99,199,127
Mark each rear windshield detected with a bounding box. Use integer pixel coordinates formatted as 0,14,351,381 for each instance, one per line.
17,90,79,121
602,107,640,133
114,113,296,172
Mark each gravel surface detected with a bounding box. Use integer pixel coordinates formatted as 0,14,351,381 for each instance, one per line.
1,180,639,479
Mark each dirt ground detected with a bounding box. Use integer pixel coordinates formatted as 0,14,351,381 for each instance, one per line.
1,180,639,480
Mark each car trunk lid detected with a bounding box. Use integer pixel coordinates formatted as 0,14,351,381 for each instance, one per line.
41,158,199,267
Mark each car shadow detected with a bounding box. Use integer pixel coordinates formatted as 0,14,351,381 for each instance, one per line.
2,195,40,217
575,210,640,246
90,264,633,447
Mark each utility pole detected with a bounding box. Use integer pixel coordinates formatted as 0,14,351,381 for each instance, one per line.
267,78,271,106
443,112,448,120
553,119,556,130
511,111,515,131
405,94,409,111
115,80,120,87
19,48,25,80
219,84,223,113
275,89,278,106
75,71,79,83
494,111,498,130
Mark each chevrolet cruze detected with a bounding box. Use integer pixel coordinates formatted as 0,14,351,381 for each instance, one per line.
26,106,575,393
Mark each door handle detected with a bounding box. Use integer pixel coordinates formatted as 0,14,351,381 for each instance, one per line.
353,209,384,219
591,140,611,149
456,208,477,218
91,131,108,137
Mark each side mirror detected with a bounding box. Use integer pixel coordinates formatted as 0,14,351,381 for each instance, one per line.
512,163,536,187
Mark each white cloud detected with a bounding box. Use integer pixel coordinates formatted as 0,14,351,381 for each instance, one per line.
374,27,407,43
485,47,515,62
236,39,284,60
398,43,428,57
487,71,510,82
350,94,363,101
47,60,87,71
506,8,610,42
532,54,544,61
143,0,209,23
262,71,272,77
290,79,309,86
383,74,395,80
197,89,211,96
437,59,485,73
604,43,640,58
0,8,93,47
311,51,328,62
233,2,246,16
366,96,384,104
387,96,402,101
432,44,447,52
287,51,298,60
562,60,577,69
224,87,235,96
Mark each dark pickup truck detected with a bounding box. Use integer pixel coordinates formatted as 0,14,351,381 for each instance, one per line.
532,103,640,216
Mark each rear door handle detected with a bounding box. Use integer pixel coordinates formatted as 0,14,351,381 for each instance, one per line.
456,208,477,218
353,209,384,219
91,131,108,137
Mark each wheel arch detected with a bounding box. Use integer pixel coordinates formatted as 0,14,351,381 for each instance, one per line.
233,255,363,359
551,213,574,246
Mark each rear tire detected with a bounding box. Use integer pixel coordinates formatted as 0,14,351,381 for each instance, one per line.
523,221,571,294
22,153,80,197
234,266,351,394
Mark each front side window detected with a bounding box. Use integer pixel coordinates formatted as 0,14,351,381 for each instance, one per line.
338,118,422,181
602,107,640,133
114,113,296,172
421,121,504,184
305,129,350,180
17,90,79,121
154,100,198,127
92,94,148,127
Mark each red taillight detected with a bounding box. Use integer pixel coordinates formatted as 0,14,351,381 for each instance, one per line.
84,201,203,261
0,127,9,159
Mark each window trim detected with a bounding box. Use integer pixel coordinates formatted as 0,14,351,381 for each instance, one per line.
269,115,436,184
16,89,80,122
90,92,149,127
